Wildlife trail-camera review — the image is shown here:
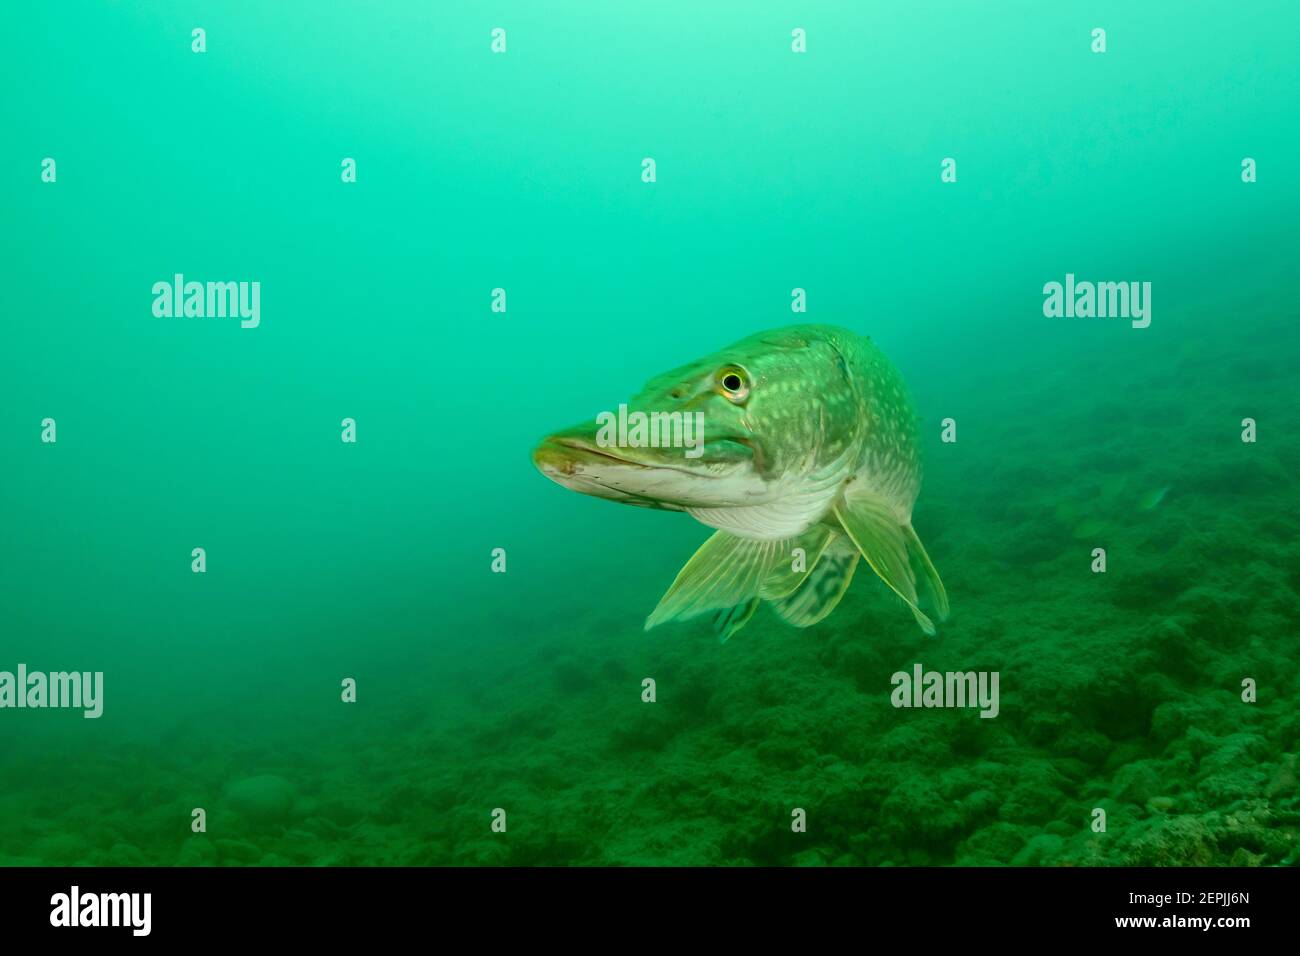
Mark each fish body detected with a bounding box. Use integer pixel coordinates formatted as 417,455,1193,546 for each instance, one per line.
533,325,947,639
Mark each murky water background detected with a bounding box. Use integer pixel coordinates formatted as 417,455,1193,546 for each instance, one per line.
2,2,1297,865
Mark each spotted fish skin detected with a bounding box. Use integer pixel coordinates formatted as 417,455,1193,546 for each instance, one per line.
788,326,923,521
848,334,923,515
532,325,947,637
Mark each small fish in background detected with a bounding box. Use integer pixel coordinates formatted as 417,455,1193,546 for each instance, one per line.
1138,485,1171,511
532,325,948,641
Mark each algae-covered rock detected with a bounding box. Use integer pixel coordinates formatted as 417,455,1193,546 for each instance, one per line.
1112,761,1164,805
215,838,262,865
792,848,828,867
958,822,1027,864
225,775,298,825
175,836,217,867
881,776,964,846
998,761,1067,823
1123,816,1219,866
1011,834,1064,866
104,841,146,866
1198,733,1268,778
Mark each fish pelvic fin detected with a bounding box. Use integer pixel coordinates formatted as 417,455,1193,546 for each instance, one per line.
712,598,760,644
903,521,949,623
834,490,942,636
769,533,860,627
759,524,835,601
645,531,787,632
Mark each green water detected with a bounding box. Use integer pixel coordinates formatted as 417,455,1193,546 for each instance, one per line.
2,2,1297,865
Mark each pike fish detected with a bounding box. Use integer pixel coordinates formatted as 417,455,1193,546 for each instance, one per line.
532,325,948,641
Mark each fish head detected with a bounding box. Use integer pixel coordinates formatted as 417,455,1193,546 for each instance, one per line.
532,327,862,510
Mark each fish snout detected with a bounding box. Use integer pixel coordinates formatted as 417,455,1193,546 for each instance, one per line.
531,420,628,478
532,435,583,477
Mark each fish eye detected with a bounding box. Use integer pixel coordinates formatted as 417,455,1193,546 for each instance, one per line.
716,366,750,403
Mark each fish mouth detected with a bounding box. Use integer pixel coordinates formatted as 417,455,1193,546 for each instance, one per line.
532,435,723,478
531,427,770,511
532,436,630,476
553,437,640,466
531,436,658,507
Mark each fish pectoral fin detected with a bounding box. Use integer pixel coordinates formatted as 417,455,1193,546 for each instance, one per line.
834,491,937,636
645,532,787,631
770,534,859,627
760,523,835,601
904,522,949,623
712,598,760,644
